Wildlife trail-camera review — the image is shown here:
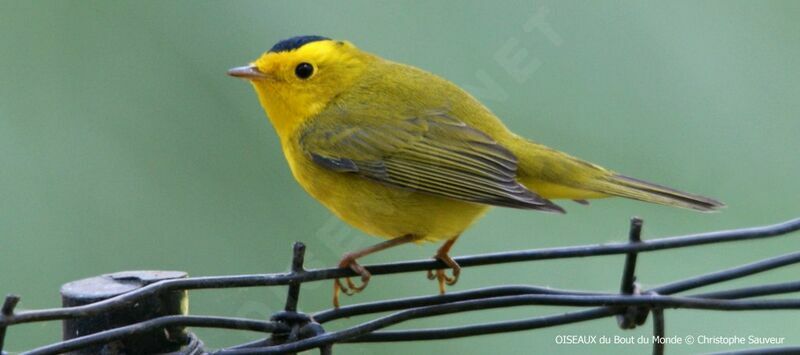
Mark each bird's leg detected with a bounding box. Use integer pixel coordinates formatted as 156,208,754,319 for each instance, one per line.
333,234,418,308
426,235,461,294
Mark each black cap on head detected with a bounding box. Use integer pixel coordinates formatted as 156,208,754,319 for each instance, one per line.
269,35,331,53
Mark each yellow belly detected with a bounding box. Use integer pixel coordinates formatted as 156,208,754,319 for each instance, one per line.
283,142,489,242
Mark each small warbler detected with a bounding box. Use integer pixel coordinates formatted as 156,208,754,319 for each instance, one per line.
229,35,723,307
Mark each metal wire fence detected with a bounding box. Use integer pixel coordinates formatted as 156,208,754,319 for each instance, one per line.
1,217,799,354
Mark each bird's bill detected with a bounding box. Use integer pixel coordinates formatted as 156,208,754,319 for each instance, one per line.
227,65,272,80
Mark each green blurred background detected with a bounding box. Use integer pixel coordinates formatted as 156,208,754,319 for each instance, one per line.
1,1,799,353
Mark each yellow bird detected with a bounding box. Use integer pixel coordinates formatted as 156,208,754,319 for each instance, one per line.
228,35,723,307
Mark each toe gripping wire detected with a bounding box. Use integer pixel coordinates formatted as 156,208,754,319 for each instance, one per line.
264,243,331,355
616,217,665,355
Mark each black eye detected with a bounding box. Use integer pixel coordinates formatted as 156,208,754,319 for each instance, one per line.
295,62,314,79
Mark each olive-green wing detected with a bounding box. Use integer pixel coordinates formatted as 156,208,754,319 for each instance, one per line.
299,111,564,212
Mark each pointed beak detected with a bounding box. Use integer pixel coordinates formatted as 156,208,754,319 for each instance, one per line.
227,65,269,80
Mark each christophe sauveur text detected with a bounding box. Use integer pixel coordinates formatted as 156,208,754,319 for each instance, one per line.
555,334,786,346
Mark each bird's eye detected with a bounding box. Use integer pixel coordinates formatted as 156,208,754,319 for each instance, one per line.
295,62,314,79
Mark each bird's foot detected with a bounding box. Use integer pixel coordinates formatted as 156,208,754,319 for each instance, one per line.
426,250,461,294
333,253,371,308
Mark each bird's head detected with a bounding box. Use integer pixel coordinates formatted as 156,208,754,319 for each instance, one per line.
229,35,371,136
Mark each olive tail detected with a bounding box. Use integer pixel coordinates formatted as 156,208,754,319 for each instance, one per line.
597,174,725,212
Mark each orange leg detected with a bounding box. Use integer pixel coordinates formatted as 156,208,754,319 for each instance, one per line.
426,235,461,294
333,234,418,308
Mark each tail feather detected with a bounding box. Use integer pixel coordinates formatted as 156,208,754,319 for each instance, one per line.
597,174,725,212
513,139,724,212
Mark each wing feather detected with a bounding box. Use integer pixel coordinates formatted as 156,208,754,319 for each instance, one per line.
299,111,564,212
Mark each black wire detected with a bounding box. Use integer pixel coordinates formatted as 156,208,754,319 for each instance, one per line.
216,294,800,354
18,279,800,354
343,307,619,342
23,316,286,355
694,280,800,299
651,251,800,295
342,280,800,343
2,217,799,354
3,218,798,328
313,284,600,323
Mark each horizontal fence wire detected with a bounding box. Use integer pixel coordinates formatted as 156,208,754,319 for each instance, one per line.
0,217,798,355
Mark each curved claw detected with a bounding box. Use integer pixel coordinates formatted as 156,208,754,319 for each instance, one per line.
344,273,369,292
333,255,371,308
443,266,460,285
331,235,419,308
335,278,357,296
427,267,458,282
428,244,462,294
429,270,447,294
430,262,461,294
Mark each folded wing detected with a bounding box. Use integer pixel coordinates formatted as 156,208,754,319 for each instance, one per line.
299,110,564,213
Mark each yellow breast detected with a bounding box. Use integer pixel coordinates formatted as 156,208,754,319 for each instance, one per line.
281,136,489,242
